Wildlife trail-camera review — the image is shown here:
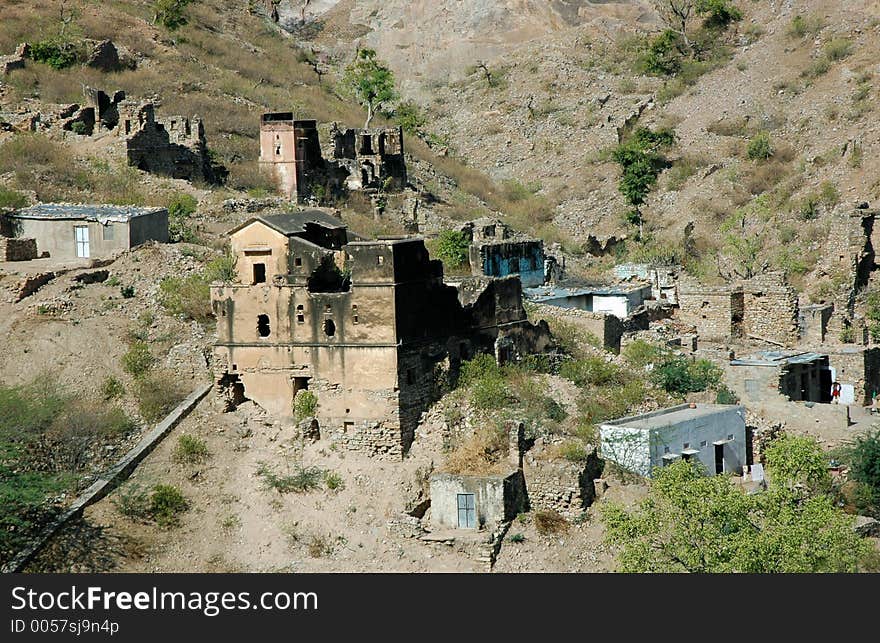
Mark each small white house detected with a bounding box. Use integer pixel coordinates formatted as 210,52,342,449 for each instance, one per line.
599,404,747,478
523,283,651,319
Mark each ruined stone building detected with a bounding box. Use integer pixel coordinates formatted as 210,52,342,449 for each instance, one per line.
211,210,550,458
330,123,407,192
678,272,798,347
258,112,407,201
726,346,880,407
117,101,224,184
615,262,679,305
462,218,556,288
258,114,327,201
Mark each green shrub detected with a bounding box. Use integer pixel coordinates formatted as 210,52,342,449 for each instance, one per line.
697,0,743,28
558,440,590,463
652,357,722,395
135,373,184,423
167,193,199,243
149,484,188,527
824,38,853,62
112,483,152,522
154,0,196,31
787,14,824,39
638,30,682,76
508,532,525,543
844,430,880,515
324,471,345,492
434,229,470,268
257,463,324,493
0,186,28,209
101,376,125,400
120,285,135,298
158,274,211,322
622,340,665,369
204,254,236,283
459,354,510,409
544,397,568,422
715,385,738,405
70,121,89,136
122,341,154,378
293,390,318,422
173,434,210,464
395,100,427,135
559,357,625,387
28,39,79,70
747,131,773,161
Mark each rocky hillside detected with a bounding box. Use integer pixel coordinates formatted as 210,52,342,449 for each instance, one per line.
293,0,880,300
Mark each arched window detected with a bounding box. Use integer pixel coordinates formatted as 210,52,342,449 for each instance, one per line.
257,314,271,337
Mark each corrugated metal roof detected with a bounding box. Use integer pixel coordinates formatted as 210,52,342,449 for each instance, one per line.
12,203,166,223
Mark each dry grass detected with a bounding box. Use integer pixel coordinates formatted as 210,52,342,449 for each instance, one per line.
534,510,569,536
441,426,510,475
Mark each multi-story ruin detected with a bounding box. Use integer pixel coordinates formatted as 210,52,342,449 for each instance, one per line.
257,114,327,201
118,101,223,184
210,210,550,458
329,124,407,192
258,113,407,201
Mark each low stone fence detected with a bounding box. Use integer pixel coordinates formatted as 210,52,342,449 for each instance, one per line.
1,382,212,573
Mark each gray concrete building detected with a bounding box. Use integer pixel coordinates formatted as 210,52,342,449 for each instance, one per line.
7,203,169,260
599,404,747,478
429,471,528,530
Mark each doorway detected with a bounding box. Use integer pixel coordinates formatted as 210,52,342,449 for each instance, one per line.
74,225,90,258
714,443,725,475
457,493,476,529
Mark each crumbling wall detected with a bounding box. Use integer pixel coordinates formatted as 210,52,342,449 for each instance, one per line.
741,272,799,347
119,101,222,183
677,281,743,343
530,302,623,352
800,303,833,344
821,207,877,341
0,237,37,262
523,449,603,518
470,240,545,288
827,347,880,406
330,124,407,191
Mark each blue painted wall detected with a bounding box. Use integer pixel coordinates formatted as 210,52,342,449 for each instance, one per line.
481,241,544,287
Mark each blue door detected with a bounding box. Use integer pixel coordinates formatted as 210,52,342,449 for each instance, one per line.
457,493,476,529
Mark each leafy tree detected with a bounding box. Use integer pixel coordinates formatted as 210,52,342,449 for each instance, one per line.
603,444,871,572
154,0,196,31
845,430,880,514
652,1,697,48
764,435,831,492
342,48,398,129
639,30,683,76
652,1,741,47
434,230,470,268
611,127,676,238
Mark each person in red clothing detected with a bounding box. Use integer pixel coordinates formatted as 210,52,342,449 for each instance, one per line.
831,381,842,404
